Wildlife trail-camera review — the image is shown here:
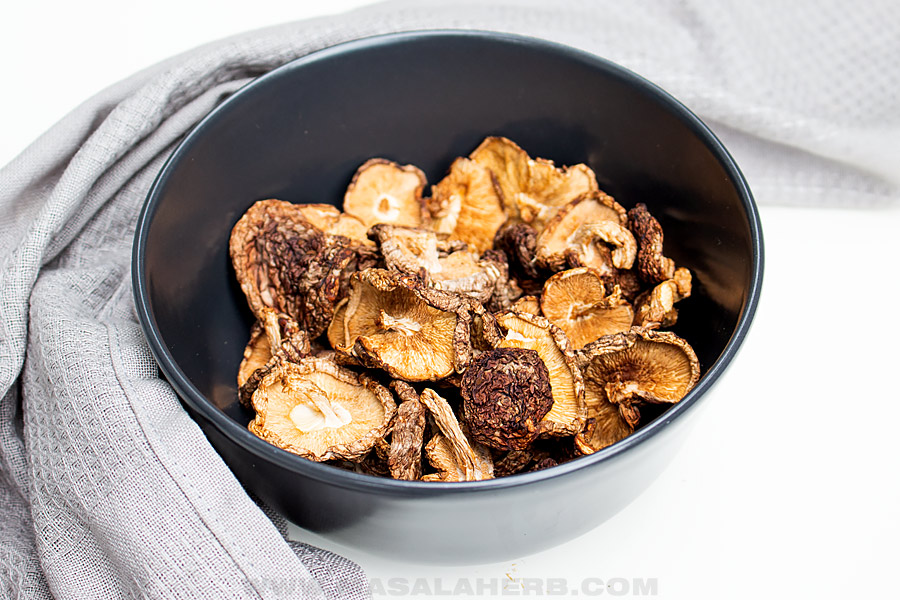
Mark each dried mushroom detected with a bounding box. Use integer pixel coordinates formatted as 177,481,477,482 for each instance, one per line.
428,157,507,253
331,269,471,381
578,328,700,431
460,348,554,451
469,136,598,228
387,381,427,480
344,159,428,228
534,191,627,273
494,311,586,436
540,268,634,349
248,357,396,461
627,203,676,285
229,199,375,339
633,267,692,328
231,135,701,481
419,388,494,481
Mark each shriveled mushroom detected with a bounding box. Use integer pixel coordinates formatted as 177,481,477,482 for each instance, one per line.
540,268,634,349
238,322,270,389
229,199,376,339
627,203,676,285
387,381,427,480
343,158,428,229
493,311,586,436
577,327,700,430
419,388,494,481
460,348,554,451
570,220,637,271
534,191,628,273
369,224,444,279
330,269,472,381
633,267,692,328
469,136,598,227
493,221,541,283
238,309,312,408
294,203,374,247
248,357,396,462
428,157,508,253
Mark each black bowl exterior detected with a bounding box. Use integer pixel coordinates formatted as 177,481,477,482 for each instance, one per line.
134,31,763,562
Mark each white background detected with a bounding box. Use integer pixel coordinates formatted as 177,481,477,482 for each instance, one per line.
3,2,898,599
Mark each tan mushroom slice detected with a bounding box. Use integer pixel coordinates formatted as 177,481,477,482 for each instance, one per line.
387,381,427,480
575,399,636,455
494,311,586,436
428,157,508,253
419,388,493,481
627,203,676,285
469,136,599,227
343,158,428,229
577,328,700,430
229,199,375,339
571,221,637,270
369,224,443,279
534,191,628,273
248,358,396,462
296,204,375,247
335,269,471,381
540,268,634,349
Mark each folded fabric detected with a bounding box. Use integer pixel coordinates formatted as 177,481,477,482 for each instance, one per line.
1,1,897,598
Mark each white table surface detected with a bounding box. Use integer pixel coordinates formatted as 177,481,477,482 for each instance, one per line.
4,2,898,599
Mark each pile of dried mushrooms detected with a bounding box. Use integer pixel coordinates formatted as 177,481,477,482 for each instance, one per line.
229,136,700,481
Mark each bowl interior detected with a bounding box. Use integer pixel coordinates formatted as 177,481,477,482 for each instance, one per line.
136,31,760,468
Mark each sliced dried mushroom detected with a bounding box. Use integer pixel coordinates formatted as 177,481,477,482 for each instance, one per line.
469,136,598,227
428,157,508,253
534,191,627,273
540,268,634,349
494,311,586,436
386,381,427,481
344,158,428,229
460,348,554,451
577,327,700,430
229,199,375,339
419,388,493,481
248,357,396,461
331,269,471,381
627,203,676,285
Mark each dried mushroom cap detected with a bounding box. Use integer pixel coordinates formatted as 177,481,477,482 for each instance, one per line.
511,295,542,316
334,269,471,381
494,222,540,282
469,136,598,226
535,191,627,272
419,388,494,481
571,221,637,270
238,309,313,408
343,158,428,229
578,328,700,428
248,358,396,462
633,267,692,328
460,348,554,451
541,268,634,349
627,203,676,284
494,311,586,436
428,157,507,253
229,199,372,339
387,381,427,480
369,224,443,278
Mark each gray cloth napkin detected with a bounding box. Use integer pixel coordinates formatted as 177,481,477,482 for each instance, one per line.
1,1,897,599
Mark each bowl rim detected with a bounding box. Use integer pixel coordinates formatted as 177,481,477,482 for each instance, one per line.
132,28,764,493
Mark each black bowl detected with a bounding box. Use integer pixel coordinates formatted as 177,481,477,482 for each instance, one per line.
133,30,763,564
